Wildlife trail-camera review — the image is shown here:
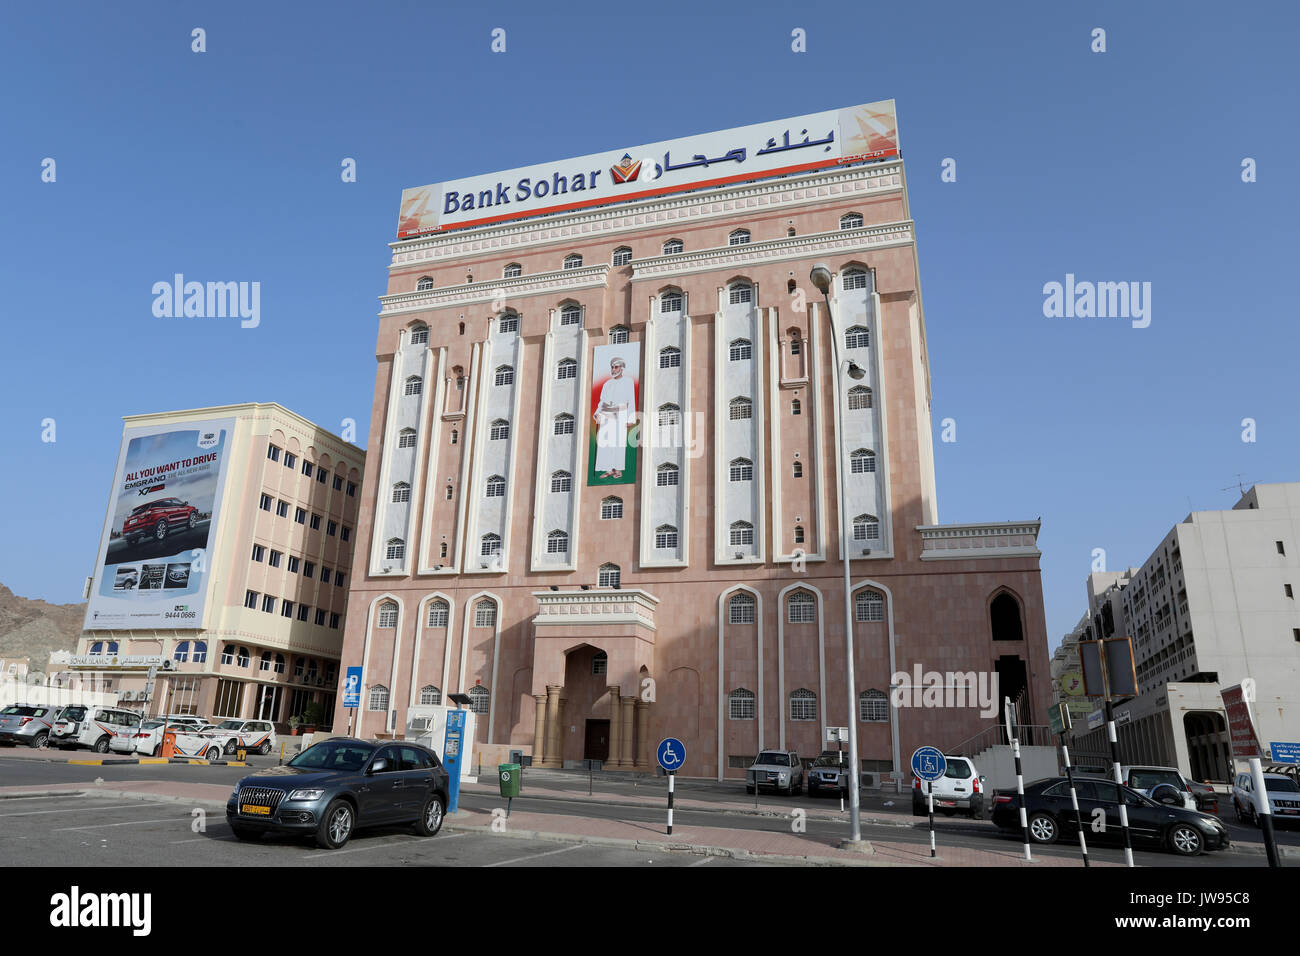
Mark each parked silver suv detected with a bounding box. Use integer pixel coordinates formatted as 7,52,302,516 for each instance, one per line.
0,704,63,748
807,751,850,796
746,750,804,796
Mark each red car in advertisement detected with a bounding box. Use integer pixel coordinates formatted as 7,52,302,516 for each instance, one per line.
121,497,198,545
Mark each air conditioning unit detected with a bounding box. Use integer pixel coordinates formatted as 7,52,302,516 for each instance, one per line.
314,676,323,687
121,690,135,701
162,659,176,671
860,771,882,790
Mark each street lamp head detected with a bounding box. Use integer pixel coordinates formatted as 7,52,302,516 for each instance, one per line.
846,361,867,380
809,262,832,294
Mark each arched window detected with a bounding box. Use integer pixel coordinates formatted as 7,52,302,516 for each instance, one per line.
546,530,569,554
729,338,752,361
662,238,683,255
416,276,433,291
843,268,868,291
369,685,389,711
654,524,678,549
601,496,623,520
840,213,863,230
398,428,417,449
553,413,575,435
490,419,510,440
850,449,876,474
592,651,608,675
410,325,429,344
445,485,453,500
788,328,802,355
450,429,458,445
609,325,630,344
659,346,681,369
848,386,872,410
468,685,490,714
439,542,448,558
560,305,581,326
856,590,885,622
991,592,1025,642
657,403,681,427
377,602,398,628
598,563,621,587
427,600,449,627
220,644,234,665
860,689,888,722
660,291,683,313
728,458,753,482
656,463,679,487
787,591,815,624
550,471,572,493
729,520,754,546
791,398,801,415
729,397,753,421
557,358,577,380
728,283,753,305
474,600,497,627
498,313,519,333
480,534,501,557
392,482,411,503
485,475,505,497
237,646,250,667
420,685,443,705
794,525,805,544
728,688,755,720
381,538,405,563
173,641,190,663
192,641,207,663
494,365,514,386
503,263,522,278
845,326,869,349
404,375,423,396
793,461,803,478
563,254,583,270
274,653,285,673
728,229,751,246
729,592,755,624
612,247,632,266
852,514,880,541
790,688,817,721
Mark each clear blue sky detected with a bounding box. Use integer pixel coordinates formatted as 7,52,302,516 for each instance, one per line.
2,1,1296,650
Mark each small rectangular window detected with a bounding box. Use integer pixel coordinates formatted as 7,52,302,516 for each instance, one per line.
259,494,272,512
315,609,327,626
295,507,306,524
267,444,280,462
1278,541,1287,555
1287,584,1294,598
284,452,296,470
244,590,258,609
341,526,351,542
261,594,275,613
268,550,282,568
288,556,300,573
276,500,289,518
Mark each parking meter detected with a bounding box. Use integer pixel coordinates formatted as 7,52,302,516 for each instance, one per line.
443,709,466,812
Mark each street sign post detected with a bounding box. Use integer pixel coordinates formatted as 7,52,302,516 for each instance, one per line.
1077,638,1137,867
911,746,946,858
1003,697,1033,862
343,666,362,736
1049,702,1089,867
657,737,686,835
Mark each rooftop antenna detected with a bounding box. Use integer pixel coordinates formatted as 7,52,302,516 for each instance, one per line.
1219,474,1256,498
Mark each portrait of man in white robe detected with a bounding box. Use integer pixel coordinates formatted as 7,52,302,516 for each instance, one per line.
593,356,635,479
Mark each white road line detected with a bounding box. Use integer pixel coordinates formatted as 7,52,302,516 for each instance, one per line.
688,856,714,866
0,802,170,818
484,843,584,867
53,817,185,832
169,836,238,844
322,832,467,857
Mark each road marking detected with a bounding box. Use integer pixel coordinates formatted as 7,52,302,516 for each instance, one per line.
688,856,714,866
53,817,185,832
484,843,584,867
0,802,170,818
319,832,467,857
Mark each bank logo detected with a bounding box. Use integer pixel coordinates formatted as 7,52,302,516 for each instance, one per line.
610,153,642,184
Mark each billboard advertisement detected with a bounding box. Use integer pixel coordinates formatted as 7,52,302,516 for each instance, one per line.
84,419,236,630
588,344,641,487
398,99,899,237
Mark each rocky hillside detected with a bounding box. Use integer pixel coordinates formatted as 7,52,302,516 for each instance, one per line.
0,584,84,671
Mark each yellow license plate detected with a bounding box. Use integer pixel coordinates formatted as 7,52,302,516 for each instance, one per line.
241,804,271,815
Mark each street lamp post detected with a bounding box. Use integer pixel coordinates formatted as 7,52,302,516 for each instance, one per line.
811,262,867,846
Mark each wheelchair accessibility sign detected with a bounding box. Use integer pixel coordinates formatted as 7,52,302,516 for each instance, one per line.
656,737,686,773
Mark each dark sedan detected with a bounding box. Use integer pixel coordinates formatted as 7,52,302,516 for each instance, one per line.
227,738,449,849
991,776,1230,857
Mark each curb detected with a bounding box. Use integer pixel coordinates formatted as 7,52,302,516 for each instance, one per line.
0,790,88,800
65,757,249,767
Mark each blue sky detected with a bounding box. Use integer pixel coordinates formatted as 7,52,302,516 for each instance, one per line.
2,1,1296,649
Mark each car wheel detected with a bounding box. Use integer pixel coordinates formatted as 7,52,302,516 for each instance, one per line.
1027,812,1059,844
93,735,110,754
316,799,354,849
230,824,261,842
187,513,197,529
415,793,446,837
1233,799,1244,823
1168,823,1203,856
31,731,48,749
205,746,221,762
224,739,237,756
154,519,168,541
1252,806,1263,829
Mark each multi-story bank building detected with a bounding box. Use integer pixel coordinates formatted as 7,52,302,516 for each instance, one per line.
341,101,1052,780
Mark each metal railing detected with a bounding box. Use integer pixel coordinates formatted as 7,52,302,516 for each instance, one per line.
946,722,1056,756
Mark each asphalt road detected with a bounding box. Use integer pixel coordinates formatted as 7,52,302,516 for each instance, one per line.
104,520,211,566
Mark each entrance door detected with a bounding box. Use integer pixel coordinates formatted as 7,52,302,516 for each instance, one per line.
584,720,610,761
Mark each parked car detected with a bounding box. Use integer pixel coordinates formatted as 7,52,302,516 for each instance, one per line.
807,751,850,797
1232,771,1300,828
746,750,804,796
226,738,449,849
131,716,216,756
1185,778,1219,814
912,755,986,818
49,706,142,753
121,497,198,545
0,704,64,748
1120,765,1197,811
165,725,228,761
992,776,1230,856
210,718,277,755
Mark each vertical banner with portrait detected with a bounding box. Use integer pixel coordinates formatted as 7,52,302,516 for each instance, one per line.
588,343,641,486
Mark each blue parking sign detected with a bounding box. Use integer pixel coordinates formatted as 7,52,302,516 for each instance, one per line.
911,746,946,782
343,667,363,709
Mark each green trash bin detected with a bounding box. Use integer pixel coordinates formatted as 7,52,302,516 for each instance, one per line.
498,763,522,798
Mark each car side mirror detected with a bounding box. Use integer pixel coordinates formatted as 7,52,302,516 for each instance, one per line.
368,758,388,774
979,776,986,783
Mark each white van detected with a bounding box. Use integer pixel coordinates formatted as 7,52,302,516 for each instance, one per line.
50,706,143,754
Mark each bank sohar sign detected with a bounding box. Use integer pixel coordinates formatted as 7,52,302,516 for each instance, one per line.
397,100,899,237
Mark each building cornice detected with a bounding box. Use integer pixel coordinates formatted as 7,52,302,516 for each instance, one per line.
378,265,611,317
916,521,1043,561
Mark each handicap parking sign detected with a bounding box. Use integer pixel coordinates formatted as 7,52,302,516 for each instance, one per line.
656,737,686,773
911,746,946,782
